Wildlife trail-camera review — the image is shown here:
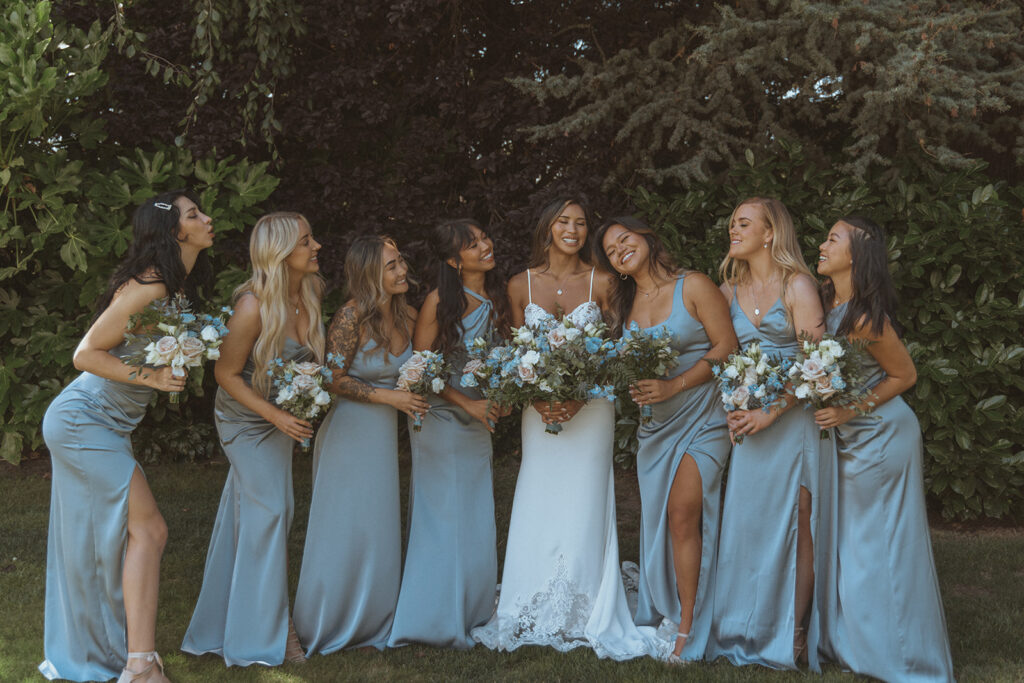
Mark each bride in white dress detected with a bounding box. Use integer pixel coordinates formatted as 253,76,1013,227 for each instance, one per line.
472,197,663,660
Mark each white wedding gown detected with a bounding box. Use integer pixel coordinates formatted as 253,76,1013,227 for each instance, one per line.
472,272,664,660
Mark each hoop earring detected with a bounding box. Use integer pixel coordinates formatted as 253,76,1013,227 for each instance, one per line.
619,272,628,281
457,263,463,277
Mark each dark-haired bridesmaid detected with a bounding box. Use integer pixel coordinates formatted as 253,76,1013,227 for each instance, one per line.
388,219,509,649
293,235,428,654
40,192,213,682
816,217,954,682
595,216,737,662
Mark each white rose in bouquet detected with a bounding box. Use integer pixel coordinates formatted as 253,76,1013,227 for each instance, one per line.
179,335,206,362
146,336,179,365
731,385,751,410
295,361,322,376
292,373,318,393
200,325,220,342
517,362,538,383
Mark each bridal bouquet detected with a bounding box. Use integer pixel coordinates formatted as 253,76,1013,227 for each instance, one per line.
123,295,231,403
479,317,618,434
787,335,875,439
712,341,789,444
396,350,450,431
613,322,679,425
267,352,345,448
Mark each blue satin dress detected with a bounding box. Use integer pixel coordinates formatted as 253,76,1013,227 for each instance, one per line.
293,339,412,654
181,337,312,666
630,275,731,661
823,303,954,681
39,339,155,682
388,289,497,649
707,292,834,671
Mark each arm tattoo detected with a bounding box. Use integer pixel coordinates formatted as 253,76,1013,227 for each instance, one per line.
327,305,375,403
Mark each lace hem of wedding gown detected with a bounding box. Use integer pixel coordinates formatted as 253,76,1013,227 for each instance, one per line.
472,556,667,661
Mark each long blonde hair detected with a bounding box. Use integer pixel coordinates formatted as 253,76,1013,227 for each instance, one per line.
345,235,414,356
235,212,326,394
718,197,813,292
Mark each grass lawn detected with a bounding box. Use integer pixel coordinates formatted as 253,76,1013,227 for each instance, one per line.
2,443,1022,682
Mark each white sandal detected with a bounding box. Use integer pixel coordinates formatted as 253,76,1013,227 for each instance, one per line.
117,651,169,683
666,631,690,665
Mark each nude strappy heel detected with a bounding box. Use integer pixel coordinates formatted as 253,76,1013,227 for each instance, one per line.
117,651,169,683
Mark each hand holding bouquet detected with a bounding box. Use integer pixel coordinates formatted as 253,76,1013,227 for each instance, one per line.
123,295,230,403
396,350,450,431
788,335,875,439
267,352,344,448
712,341,788,444
479,318,618,434
614,322,679,425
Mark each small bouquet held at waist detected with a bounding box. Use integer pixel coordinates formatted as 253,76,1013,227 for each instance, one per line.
788,335,875,439
613,321,679,425
122,294,230,403
463,317,618,434
396,350,450,431
712,341,789,444
268,352,345,448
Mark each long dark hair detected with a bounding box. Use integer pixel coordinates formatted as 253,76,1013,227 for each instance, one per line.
93,190,212,319
526,195,596,268
432,219,511,354
821,215,903,337
593,216,678,335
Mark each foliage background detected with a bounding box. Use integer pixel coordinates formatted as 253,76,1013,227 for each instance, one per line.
1,0,1022,520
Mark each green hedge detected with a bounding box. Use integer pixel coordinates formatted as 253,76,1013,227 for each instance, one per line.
0,1,276,464
619,141,1024,520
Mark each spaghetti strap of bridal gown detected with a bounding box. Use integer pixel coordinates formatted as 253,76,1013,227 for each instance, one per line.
472,271,663,660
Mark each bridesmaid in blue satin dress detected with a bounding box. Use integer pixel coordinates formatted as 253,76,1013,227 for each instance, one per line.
181,212,325,667
388,219,510,649
707,197,833,671
815,216,954,681
40,192,213,682
293,235,429,654
595,217,737,662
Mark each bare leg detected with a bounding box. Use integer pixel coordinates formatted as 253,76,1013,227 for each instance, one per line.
666,454,703,657
122,467,167,674
794,485,813,663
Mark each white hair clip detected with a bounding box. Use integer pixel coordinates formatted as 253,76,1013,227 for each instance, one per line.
153,202,173,210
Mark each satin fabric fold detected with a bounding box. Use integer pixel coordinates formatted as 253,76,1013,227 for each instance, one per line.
389,291,497,648
630,275,731,661
293,340,411,654
181,337,312,666
39,341,154,682
707,295,834,671
822,303,954,681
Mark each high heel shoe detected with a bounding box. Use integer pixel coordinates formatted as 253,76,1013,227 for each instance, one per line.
665,631,690,665
793,626,808,667
117,651,169,683
286,616,306,663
